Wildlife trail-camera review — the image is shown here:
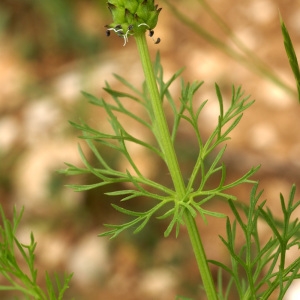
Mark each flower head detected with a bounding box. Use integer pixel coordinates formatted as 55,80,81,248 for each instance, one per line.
105,0,162,46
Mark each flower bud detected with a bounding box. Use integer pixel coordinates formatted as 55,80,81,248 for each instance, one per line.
105,0,162,45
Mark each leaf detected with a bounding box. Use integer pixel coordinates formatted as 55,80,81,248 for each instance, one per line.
0,205,72,299
103,87,142,103
82,91,151,129
113,73,144,97
280,16,300,102
111,204,146,217
215,83,224,119
161,67,185,100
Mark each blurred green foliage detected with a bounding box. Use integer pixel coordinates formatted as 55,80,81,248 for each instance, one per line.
0,0,109,61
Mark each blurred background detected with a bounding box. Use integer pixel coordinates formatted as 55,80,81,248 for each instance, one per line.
1,0,300,299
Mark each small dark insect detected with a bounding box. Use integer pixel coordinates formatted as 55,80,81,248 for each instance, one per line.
149,30,154,37
115,24,122,30
106,30,111,37
128,24,134,31
154,37,161,44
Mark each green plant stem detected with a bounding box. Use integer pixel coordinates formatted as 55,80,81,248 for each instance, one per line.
134,32,218,300
184,213,218,300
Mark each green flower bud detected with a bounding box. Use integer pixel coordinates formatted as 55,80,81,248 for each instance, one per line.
105,0,162,46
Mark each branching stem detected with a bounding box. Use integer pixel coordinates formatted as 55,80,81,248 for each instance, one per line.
134,32,218,300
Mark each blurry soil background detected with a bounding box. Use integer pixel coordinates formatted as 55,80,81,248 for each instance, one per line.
1,0,300,299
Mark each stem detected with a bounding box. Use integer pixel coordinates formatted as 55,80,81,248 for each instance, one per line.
134,33,218,300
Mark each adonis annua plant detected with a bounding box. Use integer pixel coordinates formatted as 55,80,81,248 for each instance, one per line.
1,1,300,299
61,1,300,299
